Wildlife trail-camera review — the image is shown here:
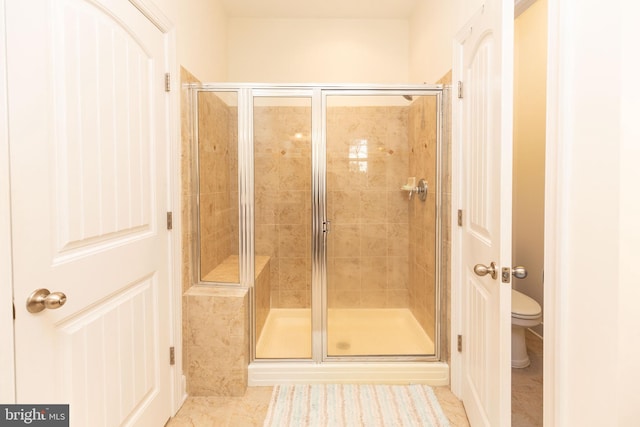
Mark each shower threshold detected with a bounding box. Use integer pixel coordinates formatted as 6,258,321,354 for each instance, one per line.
248,361,449,386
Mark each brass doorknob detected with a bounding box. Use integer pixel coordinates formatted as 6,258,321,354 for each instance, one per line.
26,288,67,313
473,262,497,280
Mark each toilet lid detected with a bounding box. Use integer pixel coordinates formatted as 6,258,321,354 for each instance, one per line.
512,289,542,318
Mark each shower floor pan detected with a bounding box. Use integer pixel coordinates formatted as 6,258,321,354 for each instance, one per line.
256,308,434,358
251,308,447,386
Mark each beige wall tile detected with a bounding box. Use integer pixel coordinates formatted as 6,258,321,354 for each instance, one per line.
328,224,361,258
185,287,249,396
278,257,310,290
359,190,388,222
279,290,310,308
361,223,388,257
329,257,361,290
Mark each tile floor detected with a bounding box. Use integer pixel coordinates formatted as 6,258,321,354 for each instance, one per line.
167,330,543,427
512,330,543,426
166,385,469,427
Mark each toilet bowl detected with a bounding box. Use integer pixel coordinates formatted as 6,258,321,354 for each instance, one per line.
511,289,542,368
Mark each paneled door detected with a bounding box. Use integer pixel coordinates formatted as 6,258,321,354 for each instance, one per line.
6,0,172,425
455,1,514,426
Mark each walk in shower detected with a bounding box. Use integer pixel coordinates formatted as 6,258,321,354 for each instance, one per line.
188,84,448,383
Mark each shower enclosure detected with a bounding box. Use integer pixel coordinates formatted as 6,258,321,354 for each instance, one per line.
189,84,448,383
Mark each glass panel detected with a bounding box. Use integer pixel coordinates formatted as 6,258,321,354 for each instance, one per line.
197,91,240,284
254,96,313,359
325,94,438,357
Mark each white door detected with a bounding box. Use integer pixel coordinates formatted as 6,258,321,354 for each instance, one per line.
454,1,513,426
6,0,172,425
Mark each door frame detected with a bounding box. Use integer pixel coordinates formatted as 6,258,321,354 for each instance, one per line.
542,0,561,423
0,0,16,405
0,0,185,415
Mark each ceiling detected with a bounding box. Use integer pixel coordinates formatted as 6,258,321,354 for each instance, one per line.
219,0,419,19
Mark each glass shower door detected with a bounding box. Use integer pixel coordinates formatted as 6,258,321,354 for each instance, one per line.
324,93,439,358
253,94,313,359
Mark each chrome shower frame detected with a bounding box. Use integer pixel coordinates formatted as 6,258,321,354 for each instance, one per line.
187,83,449,383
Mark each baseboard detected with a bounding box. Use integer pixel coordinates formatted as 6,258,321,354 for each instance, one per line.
181,375,188,403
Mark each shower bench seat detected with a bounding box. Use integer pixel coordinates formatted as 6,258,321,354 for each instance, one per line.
201,254,270,283
201,254,271,340
184,254,271,396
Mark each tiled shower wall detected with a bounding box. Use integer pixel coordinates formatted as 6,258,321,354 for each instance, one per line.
326,106,412,308
197,93,238,278
408,97,439,339
253,103,442,328
254,106,313,308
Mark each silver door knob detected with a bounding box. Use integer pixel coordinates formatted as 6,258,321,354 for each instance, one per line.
26,288,67,313
512,266,528,279
474,262,497,280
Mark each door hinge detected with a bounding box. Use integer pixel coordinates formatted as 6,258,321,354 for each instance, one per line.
169,347,175,365
457,209,463,226
457,335,462,352
164,73,171,92
457,81,463,99
166,212,173,230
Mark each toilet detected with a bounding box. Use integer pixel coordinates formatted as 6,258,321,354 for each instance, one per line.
511,289,542,368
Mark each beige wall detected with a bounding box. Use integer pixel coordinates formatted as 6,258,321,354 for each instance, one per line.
227,18,409,83
155,0,228,81
619,9,640,424
409,0,454,83
452,0,485,32
408,0,489,84
156,0,479,85
512,0,546,333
